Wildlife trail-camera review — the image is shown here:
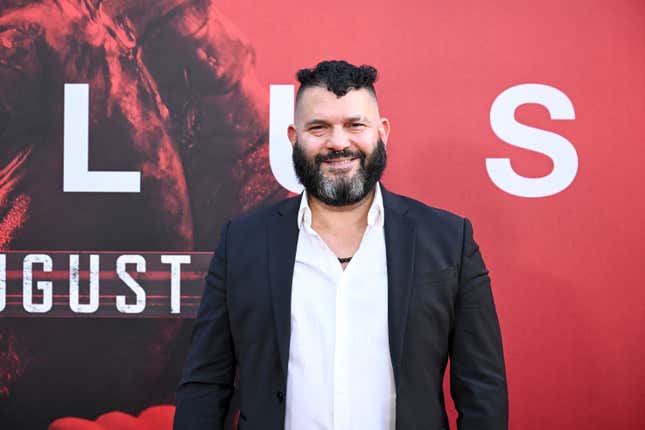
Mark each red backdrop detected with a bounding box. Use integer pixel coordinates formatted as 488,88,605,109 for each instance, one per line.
216,0,645,428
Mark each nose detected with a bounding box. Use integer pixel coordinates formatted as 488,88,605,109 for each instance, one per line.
326,126,350,151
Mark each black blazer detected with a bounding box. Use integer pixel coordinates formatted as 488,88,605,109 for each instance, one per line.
174,186,508,430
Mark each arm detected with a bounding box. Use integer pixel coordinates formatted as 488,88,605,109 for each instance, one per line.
174,221,236,430
450,218,508,430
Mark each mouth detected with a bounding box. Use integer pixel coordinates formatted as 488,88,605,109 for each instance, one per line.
322,157,360,170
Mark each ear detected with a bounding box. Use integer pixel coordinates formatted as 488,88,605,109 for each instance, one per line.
287,124,297,147
378,117,391,145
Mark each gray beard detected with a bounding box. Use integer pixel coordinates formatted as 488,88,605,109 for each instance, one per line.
317,168,366,204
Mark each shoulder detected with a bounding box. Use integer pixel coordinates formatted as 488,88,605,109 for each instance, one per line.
383,188,475,264
230,195,300,228
382,187,471,253
219,195,299,245
383,187,465,227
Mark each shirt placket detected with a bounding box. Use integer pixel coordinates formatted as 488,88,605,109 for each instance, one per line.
308,227,350,429
333,269,350,430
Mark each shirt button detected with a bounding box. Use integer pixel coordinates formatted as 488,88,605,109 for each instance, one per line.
276,390,285,403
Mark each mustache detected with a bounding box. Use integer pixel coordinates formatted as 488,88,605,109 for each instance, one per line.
314,149,365,165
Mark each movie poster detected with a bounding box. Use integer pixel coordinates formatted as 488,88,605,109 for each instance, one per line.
1,1,285,428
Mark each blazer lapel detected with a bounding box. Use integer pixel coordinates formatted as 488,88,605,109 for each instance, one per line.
267,196,301,381
382,186,416,389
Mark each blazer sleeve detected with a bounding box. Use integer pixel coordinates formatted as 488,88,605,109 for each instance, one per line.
174,221,236,430
449,218,508,430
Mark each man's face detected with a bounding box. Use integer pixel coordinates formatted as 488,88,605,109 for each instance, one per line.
288,86,390,206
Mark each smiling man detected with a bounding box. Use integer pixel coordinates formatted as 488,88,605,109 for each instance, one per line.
174,60,508,430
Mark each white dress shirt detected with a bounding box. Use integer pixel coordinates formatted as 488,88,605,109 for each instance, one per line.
285,184,396,430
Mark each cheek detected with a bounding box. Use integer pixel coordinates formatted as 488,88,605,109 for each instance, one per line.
299,138,327,156
354,135,379,153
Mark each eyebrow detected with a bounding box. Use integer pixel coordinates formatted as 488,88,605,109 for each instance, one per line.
346,116,370,124
303,116,371,128
304,119,328,128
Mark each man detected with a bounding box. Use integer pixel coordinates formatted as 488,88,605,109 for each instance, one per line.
174,60,508,430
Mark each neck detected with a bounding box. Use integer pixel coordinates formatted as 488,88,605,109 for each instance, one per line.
308,187,376,232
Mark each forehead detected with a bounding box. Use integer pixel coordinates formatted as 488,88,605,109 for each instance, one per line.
295,86,379,123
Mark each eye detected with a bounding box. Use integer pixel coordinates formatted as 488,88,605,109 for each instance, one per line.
350,123,365,129
308,125,325,131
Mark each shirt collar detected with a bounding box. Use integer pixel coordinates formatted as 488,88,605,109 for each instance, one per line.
297,183,385,230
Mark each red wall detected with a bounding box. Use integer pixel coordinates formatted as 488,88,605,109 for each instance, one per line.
217,1,645,428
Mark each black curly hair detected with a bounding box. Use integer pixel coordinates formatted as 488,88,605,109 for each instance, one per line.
295,60,378,103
